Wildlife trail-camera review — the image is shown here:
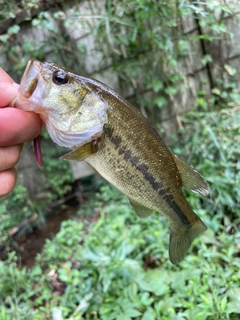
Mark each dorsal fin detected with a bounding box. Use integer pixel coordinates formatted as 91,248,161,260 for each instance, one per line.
172,153,209,196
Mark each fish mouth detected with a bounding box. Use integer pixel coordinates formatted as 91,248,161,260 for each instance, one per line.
19,59,41,98
12,59,44,168
11,58,44,112
21,60,44,167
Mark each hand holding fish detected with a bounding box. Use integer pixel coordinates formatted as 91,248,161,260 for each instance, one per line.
0,68,42,198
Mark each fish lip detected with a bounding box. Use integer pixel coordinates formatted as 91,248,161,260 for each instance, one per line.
12,58,44,111
19,58,41,98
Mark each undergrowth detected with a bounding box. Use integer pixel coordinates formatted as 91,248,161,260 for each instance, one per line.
0,181,239,319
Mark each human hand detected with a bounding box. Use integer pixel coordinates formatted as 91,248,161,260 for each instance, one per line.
0,68,42,198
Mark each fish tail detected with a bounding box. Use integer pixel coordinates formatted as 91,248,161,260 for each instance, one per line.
169,218,207,264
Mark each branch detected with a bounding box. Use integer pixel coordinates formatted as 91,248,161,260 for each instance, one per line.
8,213,38,237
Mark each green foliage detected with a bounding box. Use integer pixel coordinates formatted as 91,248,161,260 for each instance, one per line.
41,130,74,201
0,0,25,21
0,185,239,319
0,183,41,247
87,0,187,115
0,131,73,245
171,96,240,235
0,0,39,20
0,0,40,44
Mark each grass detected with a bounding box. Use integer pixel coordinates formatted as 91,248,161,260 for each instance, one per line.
0,184,239,320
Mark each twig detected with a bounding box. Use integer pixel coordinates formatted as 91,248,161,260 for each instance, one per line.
8,213,38,237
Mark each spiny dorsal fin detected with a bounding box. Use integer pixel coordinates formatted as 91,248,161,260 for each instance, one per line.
169,219,207,264
129,198,153,218
172,153,209,196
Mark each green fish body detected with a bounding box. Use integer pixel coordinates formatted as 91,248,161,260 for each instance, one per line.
14,59,209,264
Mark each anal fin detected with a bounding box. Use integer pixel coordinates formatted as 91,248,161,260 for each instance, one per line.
172,153,210,196
129,198,153,218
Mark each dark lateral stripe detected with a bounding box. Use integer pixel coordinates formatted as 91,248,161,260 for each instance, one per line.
110,133,122,148
135,161,189,225
106,127,190,225
105,126,122,149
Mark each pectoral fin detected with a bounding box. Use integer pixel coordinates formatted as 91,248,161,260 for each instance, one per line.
129,198,153,218
172,153,209,196
61,141,98,161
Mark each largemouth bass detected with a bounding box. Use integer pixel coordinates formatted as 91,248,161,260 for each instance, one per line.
13,59,209,264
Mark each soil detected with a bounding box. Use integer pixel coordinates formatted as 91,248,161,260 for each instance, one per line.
17,206,74,268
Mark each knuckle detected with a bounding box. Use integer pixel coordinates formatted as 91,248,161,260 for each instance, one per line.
0,169,17,198
0,145,22,171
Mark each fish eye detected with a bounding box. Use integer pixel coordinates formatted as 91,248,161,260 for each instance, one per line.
52,70,69,85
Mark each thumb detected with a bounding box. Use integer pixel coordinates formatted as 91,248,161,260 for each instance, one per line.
0,68,19,107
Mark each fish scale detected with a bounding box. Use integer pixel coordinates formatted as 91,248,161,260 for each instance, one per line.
86,91,194,224
13,59,210,264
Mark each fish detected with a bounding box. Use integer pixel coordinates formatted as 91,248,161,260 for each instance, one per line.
13,59,209,264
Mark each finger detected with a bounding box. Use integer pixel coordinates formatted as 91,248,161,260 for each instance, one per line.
0,67,16,83
0,145,22,171
0,83,19,107
0,68,19,107
0,168,17,198
0,108,42,146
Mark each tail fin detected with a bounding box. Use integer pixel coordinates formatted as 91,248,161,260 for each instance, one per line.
169,219,207,264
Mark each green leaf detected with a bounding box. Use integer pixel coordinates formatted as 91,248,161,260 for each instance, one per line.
151,79,163,93
142,308,155,320
224,64,237,76
153,96,167,108
7,24,20,35
201,54,212,66
164,86,178,95
227,288,240,313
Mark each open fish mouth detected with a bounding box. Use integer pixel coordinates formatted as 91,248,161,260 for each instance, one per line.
11,60,43,167
20,59,40,98
13,59,43,111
